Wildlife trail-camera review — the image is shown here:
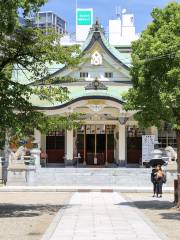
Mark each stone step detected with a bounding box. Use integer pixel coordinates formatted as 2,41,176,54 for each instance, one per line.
30,167,176,187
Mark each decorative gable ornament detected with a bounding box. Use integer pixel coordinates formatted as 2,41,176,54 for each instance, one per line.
85,78,107,90
91,51,102,65
89,105,104,112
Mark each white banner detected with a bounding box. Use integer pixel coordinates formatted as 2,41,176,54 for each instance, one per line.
142,135,155,162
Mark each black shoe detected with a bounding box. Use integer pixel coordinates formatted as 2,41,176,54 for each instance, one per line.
152,195,155,197
159,195,162,198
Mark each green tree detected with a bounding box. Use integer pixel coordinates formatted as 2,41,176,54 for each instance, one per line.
0,0,81,148
124,2,180,206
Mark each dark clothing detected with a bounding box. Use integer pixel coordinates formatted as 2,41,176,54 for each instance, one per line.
151,169,157,183
151,169,158,195
156,178,163,195
153,182,157,195
151,168,164,196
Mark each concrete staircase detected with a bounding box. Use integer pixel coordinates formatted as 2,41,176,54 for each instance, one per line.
32,167,176,187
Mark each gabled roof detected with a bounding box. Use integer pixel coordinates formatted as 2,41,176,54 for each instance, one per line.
49,21,131,78
81,20,131,69
11,21,131,85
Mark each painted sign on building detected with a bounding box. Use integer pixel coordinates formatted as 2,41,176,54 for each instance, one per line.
77,10,92,25
142,135,155,162
76,8,93,42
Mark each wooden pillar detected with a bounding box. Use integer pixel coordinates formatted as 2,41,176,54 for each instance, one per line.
105,125,108,166
66,130,73,160
94,125,97,165
118,124,126,166
95,125,97,158
83,125,86,165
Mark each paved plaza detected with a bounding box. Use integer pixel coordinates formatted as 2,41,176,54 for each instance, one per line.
45,192,167,240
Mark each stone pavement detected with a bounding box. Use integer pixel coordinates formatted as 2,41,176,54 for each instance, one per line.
46,192,166,240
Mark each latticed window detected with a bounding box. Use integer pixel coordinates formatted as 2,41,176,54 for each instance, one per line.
104,72,113,78
158,128,176,148
46,131,65,150
80,72,88,78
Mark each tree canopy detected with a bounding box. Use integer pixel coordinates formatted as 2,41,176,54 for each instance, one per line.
124,2,180,206
0,0,81,148
124,2,180,129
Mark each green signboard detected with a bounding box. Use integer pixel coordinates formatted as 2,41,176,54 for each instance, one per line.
77,10,92,25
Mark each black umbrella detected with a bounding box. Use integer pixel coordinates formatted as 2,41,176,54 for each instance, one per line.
149,159,166,167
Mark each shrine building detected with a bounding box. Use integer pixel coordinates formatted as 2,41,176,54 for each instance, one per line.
12,21,175,167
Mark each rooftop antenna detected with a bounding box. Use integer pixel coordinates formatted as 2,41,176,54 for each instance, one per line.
115,6,121,20
122,8,127,14
115,6,122,36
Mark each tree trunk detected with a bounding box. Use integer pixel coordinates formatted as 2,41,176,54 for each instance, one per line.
176,129,180,207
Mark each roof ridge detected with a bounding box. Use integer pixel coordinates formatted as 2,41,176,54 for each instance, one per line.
81,21,131,68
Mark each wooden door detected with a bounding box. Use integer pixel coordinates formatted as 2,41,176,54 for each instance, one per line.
46,132,65,163
127,137,142,164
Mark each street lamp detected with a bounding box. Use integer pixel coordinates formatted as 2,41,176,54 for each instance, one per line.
119,110,129,125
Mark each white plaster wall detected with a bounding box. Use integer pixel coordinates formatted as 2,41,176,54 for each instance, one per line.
41,134,46,151
118,124,126,165
55,47,130,81
66,130,74,160
34,129,41,148
69,60,129,81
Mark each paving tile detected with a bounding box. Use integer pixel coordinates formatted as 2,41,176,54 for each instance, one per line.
49,192,163,240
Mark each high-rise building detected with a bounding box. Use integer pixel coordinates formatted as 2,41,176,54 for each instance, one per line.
109,9,139,46
33,11,66,35
76,8,93,42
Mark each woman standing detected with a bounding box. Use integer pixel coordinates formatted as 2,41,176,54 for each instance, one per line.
151,167,158,197
155,165,165,198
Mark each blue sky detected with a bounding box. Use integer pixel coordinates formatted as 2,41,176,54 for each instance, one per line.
41,0,179,34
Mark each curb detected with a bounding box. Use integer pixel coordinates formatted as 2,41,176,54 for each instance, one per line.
0,186,174,193
41,195,72,240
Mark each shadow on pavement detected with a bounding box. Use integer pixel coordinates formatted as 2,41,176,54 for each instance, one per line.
160,212,180,220
118,200,174,210
0,204,70,218
117,199,180,221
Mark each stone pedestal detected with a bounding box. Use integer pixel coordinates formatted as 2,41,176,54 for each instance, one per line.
30,148,41,169
7,162,27,186
7,162,36,186
26,166,36,185
64,157,74,167
94,157,97,165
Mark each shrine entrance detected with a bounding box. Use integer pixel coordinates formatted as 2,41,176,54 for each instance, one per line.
46,131,65,163
77,125,115,166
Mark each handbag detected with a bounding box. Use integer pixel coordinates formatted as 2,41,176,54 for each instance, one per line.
162,174,167,183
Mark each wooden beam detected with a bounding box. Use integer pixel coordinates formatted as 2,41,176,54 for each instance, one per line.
83,125,86,165
105,125,108,165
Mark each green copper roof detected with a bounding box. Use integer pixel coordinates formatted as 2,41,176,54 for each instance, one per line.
11,21,131,85
11,62,65,84
81,22,131,67
30,84,131,108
